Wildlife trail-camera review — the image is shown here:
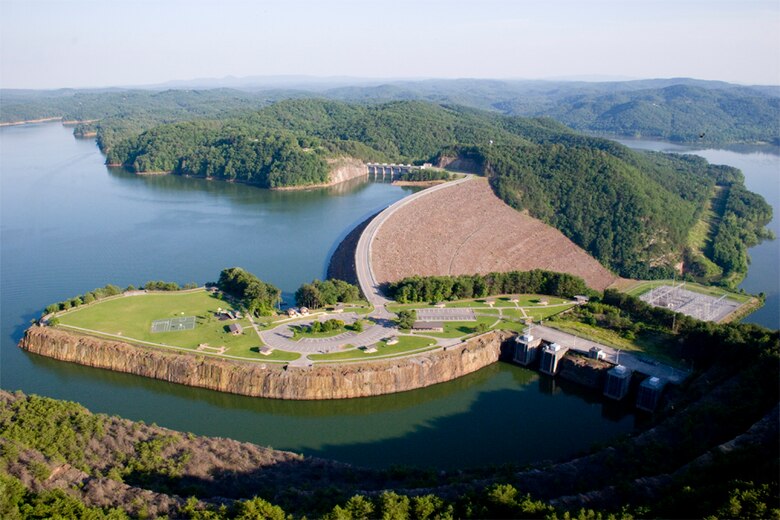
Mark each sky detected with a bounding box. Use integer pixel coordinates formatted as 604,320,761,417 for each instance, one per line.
1,0,779,89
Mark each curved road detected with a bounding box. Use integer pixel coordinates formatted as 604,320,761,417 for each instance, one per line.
355,174,474,313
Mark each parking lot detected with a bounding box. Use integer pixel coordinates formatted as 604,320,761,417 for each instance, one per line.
416,308,477,322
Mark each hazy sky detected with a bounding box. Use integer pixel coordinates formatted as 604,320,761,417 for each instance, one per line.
1,0,779,89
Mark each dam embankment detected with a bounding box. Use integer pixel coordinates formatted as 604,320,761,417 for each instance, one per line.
19,325,513,400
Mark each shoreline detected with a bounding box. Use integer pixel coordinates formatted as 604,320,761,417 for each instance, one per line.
19,325,513,400
327,212,379,286
0,116,62,127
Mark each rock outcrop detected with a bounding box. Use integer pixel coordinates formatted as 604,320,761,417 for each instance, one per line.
19,326,511,400
327,157,367,185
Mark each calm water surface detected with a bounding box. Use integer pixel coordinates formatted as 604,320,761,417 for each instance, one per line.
1,123,639,469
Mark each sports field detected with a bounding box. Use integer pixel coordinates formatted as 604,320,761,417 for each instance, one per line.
56,290,299,362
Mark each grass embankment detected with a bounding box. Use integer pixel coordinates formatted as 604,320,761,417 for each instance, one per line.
685,186,726,278
56,290,299,362
308,336,437,362
546,319,685,369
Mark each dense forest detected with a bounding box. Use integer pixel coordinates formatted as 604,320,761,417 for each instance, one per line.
709,185,775,283
2,292,777,517
3,78,778,144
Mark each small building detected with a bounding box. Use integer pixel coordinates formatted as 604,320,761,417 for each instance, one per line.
539,299,549,306
228,323,243,335
574,295,590,305
412,321,444,333
539,342,568,376
589,346,605,360
485,298,496,307
333,303,345,313
299,307,310,316
636,377,666,412
386,337,399,346
513,330,542,366
286,308,298,317
434,302,446,308
509,296,519,303
604,365,632,400
259,346,274,356
364,346,378,353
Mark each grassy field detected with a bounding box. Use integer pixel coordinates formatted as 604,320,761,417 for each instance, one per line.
56,290,299,362
545,320,685,368
686,186,722,253
308,336,436,362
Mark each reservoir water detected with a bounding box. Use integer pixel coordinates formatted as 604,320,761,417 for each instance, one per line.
1,124,775,469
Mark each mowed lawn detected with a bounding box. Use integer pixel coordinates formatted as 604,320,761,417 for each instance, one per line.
56,290,298,361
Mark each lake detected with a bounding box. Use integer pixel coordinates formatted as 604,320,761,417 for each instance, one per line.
1,124,774,469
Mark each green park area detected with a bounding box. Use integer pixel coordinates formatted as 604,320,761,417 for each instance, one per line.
54,290,299,362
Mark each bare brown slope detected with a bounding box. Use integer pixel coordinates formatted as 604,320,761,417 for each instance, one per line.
372,178,618,291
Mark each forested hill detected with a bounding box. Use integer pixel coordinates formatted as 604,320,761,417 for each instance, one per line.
101,99,772,280
3,78,778,145
523,84,780,145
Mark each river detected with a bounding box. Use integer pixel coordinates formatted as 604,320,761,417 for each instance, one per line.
1,124,774,470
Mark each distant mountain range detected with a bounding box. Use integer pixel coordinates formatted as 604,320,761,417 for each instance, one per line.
2,77,778,145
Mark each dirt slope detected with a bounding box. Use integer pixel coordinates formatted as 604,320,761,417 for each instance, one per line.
372,178,618,291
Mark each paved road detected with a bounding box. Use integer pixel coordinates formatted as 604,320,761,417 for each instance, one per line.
259,313,397,355
534,325,690,383
354,174,474,311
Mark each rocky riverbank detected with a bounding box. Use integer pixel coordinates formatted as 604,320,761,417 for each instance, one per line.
19,325,513,400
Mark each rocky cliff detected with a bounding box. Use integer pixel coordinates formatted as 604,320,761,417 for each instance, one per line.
19,326,511,400
327,157,367,185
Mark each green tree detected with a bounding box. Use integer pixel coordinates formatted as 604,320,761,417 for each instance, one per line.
396,310,416,330
295,283,323,309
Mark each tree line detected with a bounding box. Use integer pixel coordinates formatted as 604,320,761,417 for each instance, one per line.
386,270,590,303
294,279,361,309
710,185,774,283
42,280,197,316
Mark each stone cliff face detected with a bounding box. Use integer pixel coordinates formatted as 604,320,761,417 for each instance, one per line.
327,157,367,185
19,326,511,400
